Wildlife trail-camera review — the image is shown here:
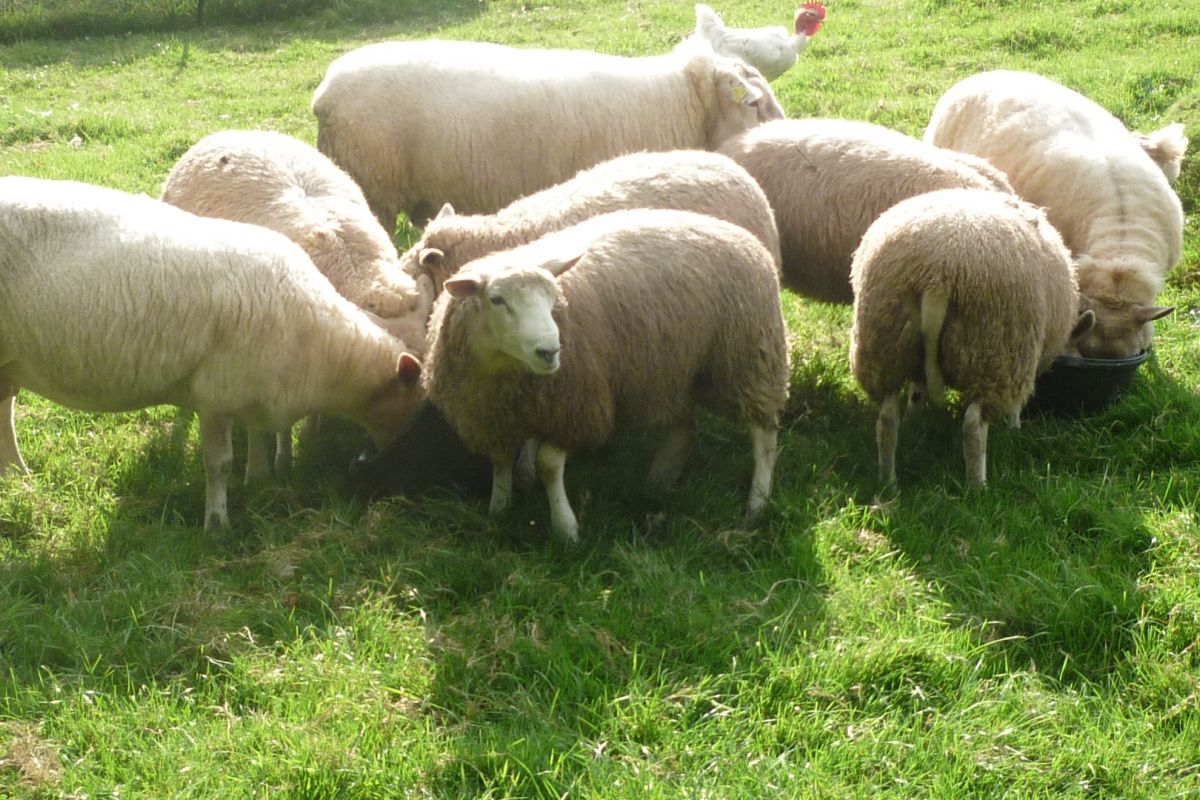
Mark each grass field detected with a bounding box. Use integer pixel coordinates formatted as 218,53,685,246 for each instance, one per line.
2,0,1200,797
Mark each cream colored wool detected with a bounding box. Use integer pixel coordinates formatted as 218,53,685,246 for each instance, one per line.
719,117,1013,303
925,70,1185,358
0,177,423,529
162,129,432,352
312,39,784,228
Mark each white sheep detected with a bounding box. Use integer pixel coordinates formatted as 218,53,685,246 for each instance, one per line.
401,149,782,292
311,38,785,228
0,176,424,530
161,129,435,479
850,189,1095,488
423,209,791,543
924,70,1185,358
161,129,433,349
718,117,1014,303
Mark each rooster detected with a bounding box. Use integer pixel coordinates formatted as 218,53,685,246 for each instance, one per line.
692,3,826,82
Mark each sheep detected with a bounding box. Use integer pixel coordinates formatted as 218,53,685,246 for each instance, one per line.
161,129,433,350
717,117,1014,303
423,209,791,543
850,188,1095,488
0,176,424,530
400,149,782,293
161,129,435,479
924,70,1184,358
311,38,785,229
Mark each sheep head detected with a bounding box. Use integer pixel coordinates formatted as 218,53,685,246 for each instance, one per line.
353,352,425,447
444,253,580,376
706,56,785,147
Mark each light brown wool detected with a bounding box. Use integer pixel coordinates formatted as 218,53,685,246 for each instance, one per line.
720,118,1013,304
850,189,1092,487
424,209,790,538
401,149,782,292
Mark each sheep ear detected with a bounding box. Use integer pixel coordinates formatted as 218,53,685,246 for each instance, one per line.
1069,309,1096,343
418,247,444,269
434,203,456,221
540,253,583,277
1134,305,1175,324
726,75,762,107
444,274,483,298
396,353,422,386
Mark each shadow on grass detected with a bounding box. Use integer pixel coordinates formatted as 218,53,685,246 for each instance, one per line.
0,0,483,69
1,358,1195,791
871,355,1200,686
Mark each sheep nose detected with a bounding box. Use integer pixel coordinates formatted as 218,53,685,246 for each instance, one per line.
535,346,560,365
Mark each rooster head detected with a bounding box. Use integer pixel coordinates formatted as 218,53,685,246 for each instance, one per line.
794,3,826,37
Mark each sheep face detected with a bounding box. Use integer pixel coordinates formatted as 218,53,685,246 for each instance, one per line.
399,203,460,292
1070,296,1172,359
445,266,566,375
708,59,785,147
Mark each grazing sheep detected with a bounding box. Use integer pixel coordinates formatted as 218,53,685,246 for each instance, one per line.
401,149,782,292
924,70,1184,358
850,189,1095,488
0,176,424,530
423,209,790,543
161,129,433,350
311,38,784,228
718,117,1014,303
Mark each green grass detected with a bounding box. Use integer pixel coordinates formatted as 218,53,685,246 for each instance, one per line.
2,0,1200,797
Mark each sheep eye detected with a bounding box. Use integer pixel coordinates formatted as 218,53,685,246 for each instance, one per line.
489,295,506,307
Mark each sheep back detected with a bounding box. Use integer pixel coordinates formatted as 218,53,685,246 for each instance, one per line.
720,117,1015,303
161,129,429,348
924,71,1183,318
424,208,790,461
850,188,1079,421
311,39,783,226
0,176,414,436
402,149,782,290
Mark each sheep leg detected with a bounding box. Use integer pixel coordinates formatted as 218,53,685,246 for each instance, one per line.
746,424,779,521
514,438,538,490
0,388,29,475
646,420,693,493
536,442,578,544
489,456,514,514
877,393,901,485
199,413,234,530
275,428,293,475
963,400,988,489
245,428,272,483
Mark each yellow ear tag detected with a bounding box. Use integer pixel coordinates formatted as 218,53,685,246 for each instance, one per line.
731,83,749,103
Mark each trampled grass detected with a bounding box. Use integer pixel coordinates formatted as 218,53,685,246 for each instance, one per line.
1,1,1200,797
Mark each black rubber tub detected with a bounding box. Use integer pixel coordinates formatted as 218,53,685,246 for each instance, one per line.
1025,350,1150,417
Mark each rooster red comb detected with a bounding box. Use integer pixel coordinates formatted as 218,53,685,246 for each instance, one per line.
795,2,826,37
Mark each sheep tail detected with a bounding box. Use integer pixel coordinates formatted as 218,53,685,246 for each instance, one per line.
919,288,950,403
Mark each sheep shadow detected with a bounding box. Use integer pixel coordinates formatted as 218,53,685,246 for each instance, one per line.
850,355,1199,686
